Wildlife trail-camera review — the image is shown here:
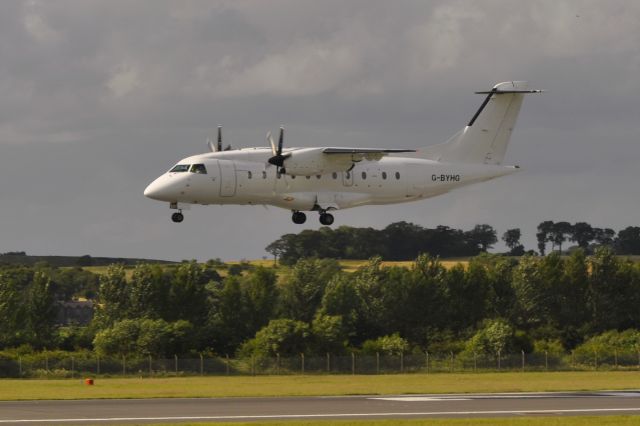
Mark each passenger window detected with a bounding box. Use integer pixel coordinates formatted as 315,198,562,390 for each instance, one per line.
316,175,321,179
190,164,207,174
306,175,311,180
362,172,367,180
382,172,387,180
291,175,296,179
170,164,190,173
395,172,400,180
248,171,252,179
332,172,337,179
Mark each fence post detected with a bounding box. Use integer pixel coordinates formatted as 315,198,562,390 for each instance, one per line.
425,352,429,374
45,354,49,372
174,354,178,375
614,350,618,369
148,355,152,376
594,351,598,370
301,353,305,374
200,353,204,376
122,356,126,376
450,352,454,373
97,355,100,375
376,352,380,375
276,353,280,375
545,351,548,371
497,351,501,371
19,356,22,377
400,352,404,374
71,356,75,379
638,350,640,370
326,353,330,373
351,352,355,375
225,354,230,376
571,350,575,369
473,352,477,372
521,350,525,372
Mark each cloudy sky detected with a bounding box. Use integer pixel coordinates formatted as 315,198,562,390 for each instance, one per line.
1,0,639,261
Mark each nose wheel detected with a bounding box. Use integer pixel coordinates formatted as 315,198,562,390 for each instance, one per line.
171,212,184,223
319,212,334,226
292,211,306,224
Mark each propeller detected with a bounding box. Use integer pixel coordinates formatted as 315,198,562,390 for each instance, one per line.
267,126,290,174
207,125,224,152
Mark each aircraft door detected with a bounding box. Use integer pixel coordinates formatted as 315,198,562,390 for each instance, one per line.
218,160,237,197
342,170,354,187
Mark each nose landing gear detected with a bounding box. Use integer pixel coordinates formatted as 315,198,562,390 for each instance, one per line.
171,212,184,223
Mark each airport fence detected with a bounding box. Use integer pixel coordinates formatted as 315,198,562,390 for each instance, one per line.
2,350,640,378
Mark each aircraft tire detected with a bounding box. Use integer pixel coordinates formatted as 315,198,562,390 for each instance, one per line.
292,211,306,224
171,212,184,223
319,213,334,226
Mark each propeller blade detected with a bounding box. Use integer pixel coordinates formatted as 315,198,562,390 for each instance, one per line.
217,125,222,152
278,126,284,155
267,131,277,156
207,137,216,152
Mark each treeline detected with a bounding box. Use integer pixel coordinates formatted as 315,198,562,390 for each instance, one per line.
266,222,501,264
2,249,640,360
267,221,640,264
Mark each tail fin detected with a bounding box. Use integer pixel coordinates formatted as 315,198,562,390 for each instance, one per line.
418,81,542,165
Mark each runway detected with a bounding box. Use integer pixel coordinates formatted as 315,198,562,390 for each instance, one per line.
2,391,640,425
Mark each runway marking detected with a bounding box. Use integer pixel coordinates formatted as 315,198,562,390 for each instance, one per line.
3,408,640,423
372,396,471,401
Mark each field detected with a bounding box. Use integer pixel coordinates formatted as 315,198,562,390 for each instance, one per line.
2,371,640,401
149,418,640,426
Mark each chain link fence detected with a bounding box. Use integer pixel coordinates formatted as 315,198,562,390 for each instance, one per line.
2,350,640,378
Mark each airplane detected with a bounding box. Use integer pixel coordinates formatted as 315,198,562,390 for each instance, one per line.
144,81,542,225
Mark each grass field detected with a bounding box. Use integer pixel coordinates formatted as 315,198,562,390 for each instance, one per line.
146,418,640,426
2,371,639,401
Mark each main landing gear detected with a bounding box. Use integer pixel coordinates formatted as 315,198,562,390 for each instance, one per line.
291,210,335,225
171,212,184,223
292,211,306,224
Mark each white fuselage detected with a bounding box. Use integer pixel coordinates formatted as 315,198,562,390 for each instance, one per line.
144,147,518,212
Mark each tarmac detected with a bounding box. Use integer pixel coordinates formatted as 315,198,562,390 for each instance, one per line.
2,391,640,425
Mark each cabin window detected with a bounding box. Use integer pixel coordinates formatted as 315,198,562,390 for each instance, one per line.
170,164,190,173
306,175,311,180
382,171,387,180
332,172,337,179
316,175,321,179
262,171,267,179
190,164,207,174
361,172,367,180
395,172,400,180
247,171,252,179
291,175,296,179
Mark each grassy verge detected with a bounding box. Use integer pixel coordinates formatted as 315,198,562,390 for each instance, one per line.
142,418,640,426
1,371,639,401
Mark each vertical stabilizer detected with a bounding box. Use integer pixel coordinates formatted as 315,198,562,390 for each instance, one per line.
418,81,541,165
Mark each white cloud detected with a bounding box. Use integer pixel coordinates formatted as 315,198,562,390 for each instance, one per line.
23,1,61,44
106,65,140,98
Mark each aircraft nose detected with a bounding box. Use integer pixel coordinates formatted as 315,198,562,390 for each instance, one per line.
144,178,170,200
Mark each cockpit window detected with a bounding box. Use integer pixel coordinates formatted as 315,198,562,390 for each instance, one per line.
170,164,190,173
190,164,207,174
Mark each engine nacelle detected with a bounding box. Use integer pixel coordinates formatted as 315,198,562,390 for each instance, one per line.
282,148,354,176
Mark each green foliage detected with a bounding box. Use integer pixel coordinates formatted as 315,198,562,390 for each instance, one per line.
239,319,310,357
573,329,640,359
362,333,409,355
465,318,514,355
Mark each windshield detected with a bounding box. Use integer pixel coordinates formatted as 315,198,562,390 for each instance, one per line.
170,164,190,173
190,164,207,174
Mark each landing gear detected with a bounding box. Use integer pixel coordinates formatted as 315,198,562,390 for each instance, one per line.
319,212,334,226
292,211,307,224
171,212,184,223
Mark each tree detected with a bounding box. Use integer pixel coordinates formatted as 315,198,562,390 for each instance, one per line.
239,319,310,357
550,221,572,253
128,264,168,319
94,265,129,327
616,226,640,255
537,221,554,255
465,318,514,355
502,228,524,255
25,271,57,348
593,228,616,247
265,239,287,265
466,224,498,252
242,267,278,335
570,222,595,251
168,261,208,325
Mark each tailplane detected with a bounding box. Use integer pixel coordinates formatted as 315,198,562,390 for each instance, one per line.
418,81,542,165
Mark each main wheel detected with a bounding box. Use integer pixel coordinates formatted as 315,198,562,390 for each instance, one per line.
292,211,306,224
171,212,184,223
319,212,334,226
